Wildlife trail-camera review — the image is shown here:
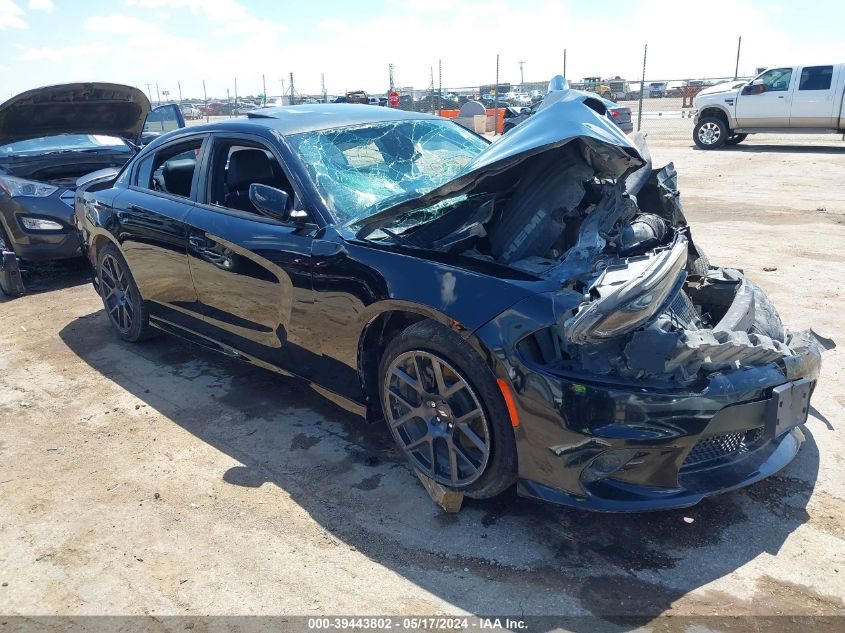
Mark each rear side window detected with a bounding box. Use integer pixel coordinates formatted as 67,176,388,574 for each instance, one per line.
799,66,833,91
134,139,203,199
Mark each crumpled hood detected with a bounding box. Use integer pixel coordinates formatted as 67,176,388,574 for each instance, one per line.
356,89,644,235
0,82,151,147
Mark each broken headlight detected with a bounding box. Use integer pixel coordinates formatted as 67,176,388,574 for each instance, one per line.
0,176,58,198
564,235,688,344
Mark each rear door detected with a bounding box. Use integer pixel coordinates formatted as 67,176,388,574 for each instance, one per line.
184,132,322,376
114,133,207,331
790,65,837,128
735,67,794,127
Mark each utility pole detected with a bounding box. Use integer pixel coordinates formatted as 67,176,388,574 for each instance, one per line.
289,72,295,105
155,83,161,105
389,63,395,92
262,74,267,106
234,77,238,105
637,44,647,132
177,81,182,103
203,80,208,122
493,54,500,135
279,79,285,102
437,59,442,115
518,60,526,86
321,73,326,103
563,49,567,78
145,83,153,103
734,35,742,80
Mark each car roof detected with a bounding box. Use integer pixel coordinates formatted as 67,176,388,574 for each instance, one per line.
175,104,440,138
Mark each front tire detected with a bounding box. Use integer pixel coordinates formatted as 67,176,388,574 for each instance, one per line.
694,116,728,149
378,320,517,499
97,244,155,342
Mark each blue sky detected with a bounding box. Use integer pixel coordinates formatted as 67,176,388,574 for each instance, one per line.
1,0,843,100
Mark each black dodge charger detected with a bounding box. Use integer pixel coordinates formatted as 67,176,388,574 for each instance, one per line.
75,83,827,511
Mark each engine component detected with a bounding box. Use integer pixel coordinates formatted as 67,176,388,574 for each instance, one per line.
617,213,667,255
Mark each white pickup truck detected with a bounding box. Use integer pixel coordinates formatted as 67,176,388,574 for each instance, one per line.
693,64,845,148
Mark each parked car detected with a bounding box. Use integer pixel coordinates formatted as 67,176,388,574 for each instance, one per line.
345,90,369,104
75,96,826,511
233,102,258,115
201,102,225,116
648,82,667,98
693,64,845,149
601,97,633,133
0,82,183,294
180,104,201,119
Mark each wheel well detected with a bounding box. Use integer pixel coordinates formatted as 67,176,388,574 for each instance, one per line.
90,234,114,264
699,107,730,127
358,310,426,420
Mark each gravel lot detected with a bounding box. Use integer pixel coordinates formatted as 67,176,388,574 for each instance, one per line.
1,133,843,626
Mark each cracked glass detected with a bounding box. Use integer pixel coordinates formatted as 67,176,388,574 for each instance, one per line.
287,119,487,223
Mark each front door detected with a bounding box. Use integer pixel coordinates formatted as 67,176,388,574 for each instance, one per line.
790,65,837,128
735,67,794,128
185,134,321,376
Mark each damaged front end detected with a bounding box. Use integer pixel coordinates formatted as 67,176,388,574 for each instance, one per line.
351,84,830,509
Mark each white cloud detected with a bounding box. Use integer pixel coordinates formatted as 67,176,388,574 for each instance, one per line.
318,18,348,33
125,0,248,22
0,0,27,29
85,14,162,35
28,0,53,11
15,42,108,61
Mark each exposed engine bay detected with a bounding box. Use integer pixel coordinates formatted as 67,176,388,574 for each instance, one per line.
383,138,830,386
0,155,131,189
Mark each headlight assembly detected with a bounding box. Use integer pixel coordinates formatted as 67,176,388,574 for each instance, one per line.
564,235,689,344
0,175,58,198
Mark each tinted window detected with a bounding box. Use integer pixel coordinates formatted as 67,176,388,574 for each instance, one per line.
136,139,202,198
799,66,833,91
757,68,792,92
143,106,182,136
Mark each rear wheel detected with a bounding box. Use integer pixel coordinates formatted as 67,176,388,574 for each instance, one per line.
693,116,728,149
378,320,517,499
97,244,155,342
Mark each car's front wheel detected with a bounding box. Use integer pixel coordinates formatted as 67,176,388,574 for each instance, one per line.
694,116,728,149
97,244,155,342
378,320,517,499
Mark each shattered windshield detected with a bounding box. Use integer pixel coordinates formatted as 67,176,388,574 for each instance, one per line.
286,119,487,223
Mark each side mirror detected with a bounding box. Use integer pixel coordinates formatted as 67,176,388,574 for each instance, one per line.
249,184,290,222
741,82,765,96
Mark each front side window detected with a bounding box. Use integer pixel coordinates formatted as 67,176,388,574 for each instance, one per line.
799,66,833,91
757,68,793,92
206,139,299,217
135,139,202,199
287,119,487,223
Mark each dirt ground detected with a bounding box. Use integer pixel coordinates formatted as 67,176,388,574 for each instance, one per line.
1,133,844,627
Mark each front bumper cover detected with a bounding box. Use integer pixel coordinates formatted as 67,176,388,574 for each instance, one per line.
474,286,824,512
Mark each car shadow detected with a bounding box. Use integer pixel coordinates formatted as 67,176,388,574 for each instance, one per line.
695,143,845,155
58,312,824,627
0,257,90,303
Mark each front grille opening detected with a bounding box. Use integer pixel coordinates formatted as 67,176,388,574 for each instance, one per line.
682,427,764,469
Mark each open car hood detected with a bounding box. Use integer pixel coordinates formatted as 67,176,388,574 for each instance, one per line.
0,82,151,147
356,88,645,236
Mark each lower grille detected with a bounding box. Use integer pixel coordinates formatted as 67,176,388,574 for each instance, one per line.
682,427,764,469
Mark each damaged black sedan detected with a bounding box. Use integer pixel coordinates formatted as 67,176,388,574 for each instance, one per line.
76,81,828,511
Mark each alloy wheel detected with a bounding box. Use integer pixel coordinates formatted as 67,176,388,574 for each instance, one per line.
697,121,722,145
100,253,135,334
383,350,491,486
